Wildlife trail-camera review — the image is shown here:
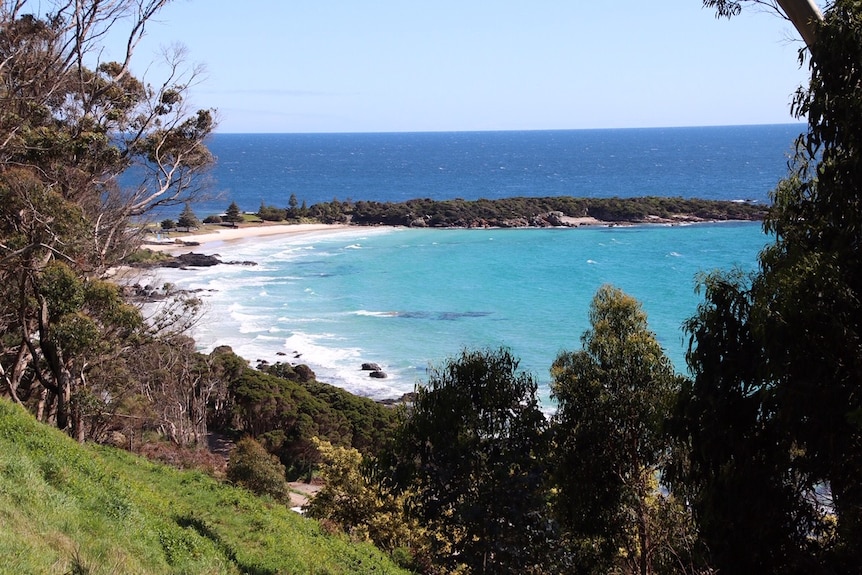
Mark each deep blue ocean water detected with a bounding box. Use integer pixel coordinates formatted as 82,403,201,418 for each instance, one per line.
149,125,800,405
189,124,801,217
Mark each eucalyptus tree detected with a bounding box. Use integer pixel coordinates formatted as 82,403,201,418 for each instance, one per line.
673,1,862,570
704,0,823,47
0,0,215,438
394,348,560,574
551,285,686,575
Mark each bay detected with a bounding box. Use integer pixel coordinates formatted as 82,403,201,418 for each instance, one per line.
147,125,793,404
151,222,768,405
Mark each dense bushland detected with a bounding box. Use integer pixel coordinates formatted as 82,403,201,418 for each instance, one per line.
301,195,767,227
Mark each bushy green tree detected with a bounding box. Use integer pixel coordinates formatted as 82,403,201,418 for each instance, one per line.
287,193,300,219
393,347,560,574
305,438,418,557
551,285,685,575
227,436,289,501
674,1,862,571
671,271,823,573
760,3,862,555
0,1,214,438
257,202,285,222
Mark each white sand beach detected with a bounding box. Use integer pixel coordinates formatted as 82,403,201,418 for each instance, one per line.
144,218,608,256
145,223,355,253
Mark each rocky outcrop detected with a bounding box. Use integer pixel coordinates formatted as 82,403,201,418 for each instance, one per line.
166,252,221,267
361,362,383,371
135,252,258,269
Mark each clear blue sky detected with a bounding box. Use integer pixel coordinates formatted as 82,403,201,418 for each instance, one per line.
118,0,814,133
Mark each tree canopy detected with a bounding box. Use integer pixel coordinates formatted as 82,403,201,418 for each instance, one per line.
393,348,559,574
675,1,862,570
551,285,687,575
0,0,215,437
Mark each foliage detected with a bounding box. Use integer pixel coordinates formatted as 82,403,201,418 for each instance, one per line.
120,336,228,447
673,2,862,571
0,397,409,574
177,202,200,230
256,203,286,222
299,376,400,455
393,347,561,574
287,193,300,219
220,356,399,480
551,285,687,575
160,218,176,230
122,248,173,265
764,3,862,554
305,438,419,562
313,195,767,227
670,271,824,573
223,201,243,226
226,436,289,501
0,0,215,438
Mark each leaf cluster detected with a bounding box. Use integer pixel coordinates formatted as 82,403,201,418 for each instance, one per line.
670,3,862,571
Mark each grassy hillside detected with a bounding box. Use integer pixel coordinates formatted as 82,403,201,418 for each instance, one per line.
0,399,408,575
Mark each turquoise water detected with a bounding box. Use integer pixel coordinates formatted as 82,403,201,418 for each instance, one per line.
151,222,768,404
143,126,794,404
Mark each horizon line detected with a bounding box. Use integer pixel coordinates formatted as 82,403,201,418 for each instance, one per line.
209,121,806,137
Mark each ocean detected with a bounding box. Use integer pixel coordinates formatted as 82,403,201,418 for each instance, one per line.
149,125,800,405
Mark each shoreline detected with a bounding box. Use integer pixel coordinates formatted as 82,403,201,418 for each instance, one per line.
143,222,356,254
126,218,766,403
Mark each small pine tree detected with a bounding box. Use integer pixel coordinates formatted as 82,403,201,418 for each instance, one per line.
176,202,200,231
287,193,299,219
224,201,243,227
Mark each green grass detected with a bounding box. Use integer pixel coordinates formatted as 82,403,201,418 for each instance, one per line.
0,399,409,575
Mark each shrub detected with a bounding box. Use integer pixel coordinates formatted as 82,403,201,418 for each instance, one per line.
226,437,289,501
202,214,222,224
160,219,175,230
257,203,286,222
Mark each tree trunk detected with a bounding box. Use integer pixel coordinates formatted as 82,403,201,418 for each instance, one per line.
776,0,824,48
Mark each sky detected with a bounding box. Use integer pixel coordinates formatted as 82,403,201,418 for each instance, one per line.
110,0,816,134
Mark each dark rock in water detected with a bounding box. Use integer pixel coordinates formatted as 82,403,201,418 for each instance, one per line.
369,370,387,379
142,251,258,269
361,362,382,371
160,252,221,267
226,260,258,266
377,392,416,407
276,351,287,356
